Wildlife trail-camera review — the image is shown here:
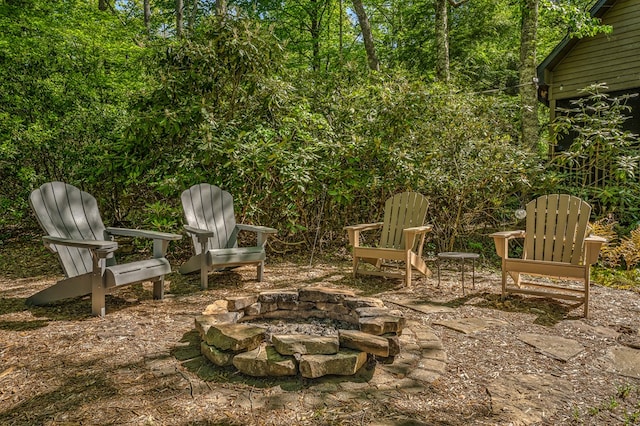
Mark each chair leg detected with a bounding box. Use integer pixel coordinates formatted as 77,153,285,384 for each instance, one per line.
153,277,164,300
201,258,209,290
501,262,507,299
583,271,590,318
257,261,264,282
405,251,412,287
91,276,106,317
352,255,359,278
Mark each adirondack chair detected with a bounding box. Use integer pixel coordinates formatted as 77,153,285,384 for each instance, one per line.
491,194,606,317
179,183,277,289
344,192,432,286
28,182,182,317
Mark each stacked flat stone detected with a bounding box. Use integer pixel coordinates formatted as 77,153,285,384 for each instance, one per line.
195,286,405,378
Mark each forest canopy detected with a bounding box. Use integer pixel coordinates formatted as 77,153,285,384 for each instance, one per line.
1,0,634,255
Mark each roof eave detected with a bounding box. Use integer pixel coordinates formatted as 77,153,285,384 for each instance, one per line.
536,0,618,86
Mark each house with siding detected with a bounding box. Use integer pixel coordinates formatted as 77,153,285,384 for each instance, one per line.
537,0,640,148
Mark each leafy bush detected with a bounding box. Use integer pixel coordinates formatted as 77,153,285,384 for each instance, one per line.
1,9,543,257
550,84,640,225
0,0,147,228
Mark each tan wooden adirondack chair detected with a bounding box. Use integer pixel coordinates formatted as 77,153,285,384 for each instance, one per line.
491,194,606,317
28,182,182,316
180,183,277,289
344,192,432,286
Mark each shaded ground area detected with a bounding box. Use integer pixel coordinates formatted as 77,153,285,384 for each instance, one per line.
1,237,640,425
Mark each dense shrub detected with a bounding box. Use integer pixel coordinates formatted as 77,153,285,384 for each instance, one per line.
1,13,543,256
0,0,147,229
550,84,640,226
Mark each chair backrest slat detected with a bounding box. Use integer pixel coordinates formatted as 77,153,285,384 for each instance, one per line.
523,194,591,265
533,196,547,260
541,194,559,261
30,182,106,278
571,199,590,264
552,194,570,261
182,184,238,254
380,192,428,249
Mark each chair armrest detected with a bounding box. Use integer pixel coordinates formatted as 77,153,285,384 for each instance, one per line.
237,224,277,247
490,230,526,239
584,235,607,265
183,225,214,238
237,224,278,234
404,225,433,235
344,222,384,232
490,230,525,259
404,225,433,255
106,227,182,241
585,235,607,243
344,222,384,247
42,236,118,253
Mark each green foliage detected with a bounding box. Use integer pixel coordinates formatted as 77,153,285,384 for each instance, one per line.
0,0,147,227
416,88,535,251
541,0,612,39
2,0,627,263
449,0,520,91
284,69,537,251
98,10,538,252
97,16,288,218
550,84,640,225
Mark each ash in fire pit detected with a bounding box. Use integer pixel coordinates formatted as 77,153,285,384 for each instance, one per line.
256,317,358,341
194,286,405,379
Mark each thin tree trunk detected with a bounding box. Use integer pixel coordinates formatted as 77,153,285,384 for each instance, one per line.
176,0,184,37
339,0,343,63
435,1,468,82
190,0,198,30
352,0,380,71
144,0,151,35
435,0,449,82
99,0,108,11
309,0,321,72
216,0,227,17
519,0,539,148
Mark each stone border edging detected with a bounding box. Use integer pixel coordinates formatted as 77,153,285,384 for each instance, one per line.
194,286,407,378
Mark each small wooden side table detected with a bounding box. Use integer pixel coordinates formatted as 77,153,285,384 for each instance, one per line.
436,252,480,295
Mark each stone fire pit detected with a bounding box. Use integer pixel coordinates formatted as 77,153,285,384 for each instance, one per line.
194,286,405,379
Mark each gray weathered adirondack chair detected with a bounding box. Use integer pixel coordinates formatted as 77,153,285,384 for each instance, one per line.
491,194,607,317
28,182,182,317
180,183,277,289
344,192,432,286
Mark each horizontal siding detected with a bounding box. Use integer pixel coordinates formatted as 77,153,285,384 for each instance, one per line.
560,28,640,59
558,37,640,66
554,55,639,81
601,0,638,21
548,0,640,101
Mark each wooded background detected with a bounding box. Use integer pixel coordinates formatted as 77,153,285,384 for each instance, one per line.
1,0,638,257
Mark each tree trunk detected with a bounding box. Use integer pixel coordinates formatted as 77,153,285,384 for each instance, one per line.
176,0,184,37
99,0,108,11
144,0,151,35
339,0,343,64
519,0,539,148
216,0,227,17
190,0,198,30
435,0,449,82
352,0,380,71
309,0,321,72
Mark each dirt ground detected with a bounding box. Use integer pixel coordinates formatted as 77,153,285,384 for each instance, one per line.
1,237,640,426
